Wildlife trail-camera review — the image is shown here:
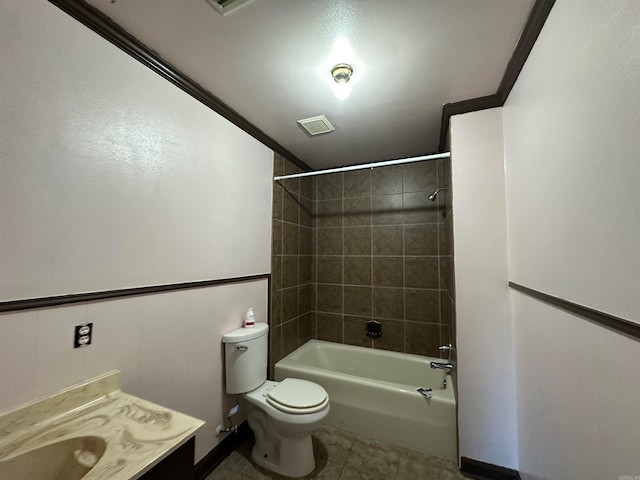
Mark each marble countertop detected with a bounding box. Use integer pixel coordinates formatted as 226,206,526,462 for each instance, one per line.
0,371,205,479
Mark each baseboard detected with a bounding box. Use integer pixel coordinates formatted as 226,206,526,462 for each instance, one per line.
193,422,250,480
460,457,521,480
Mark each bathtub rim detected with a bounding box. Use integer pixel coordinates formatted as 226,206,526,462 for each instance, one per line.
275,339,455,403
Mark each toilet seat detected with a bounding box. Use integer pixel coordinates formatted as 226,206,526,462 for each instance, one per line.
266,378,328,414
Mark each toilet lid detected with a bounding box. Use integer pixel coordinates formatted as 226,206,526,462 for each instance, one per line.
266,378,328,414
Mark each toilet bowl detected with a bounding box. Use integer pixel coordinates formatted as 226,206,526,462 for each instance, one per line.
222,323,329,478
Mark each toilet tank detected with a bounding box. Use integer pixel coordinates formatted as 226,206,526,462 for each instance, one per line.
222,323,269,394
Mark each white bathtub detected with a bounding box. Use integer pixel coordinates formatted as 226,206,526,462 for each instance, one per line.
274,340,457,460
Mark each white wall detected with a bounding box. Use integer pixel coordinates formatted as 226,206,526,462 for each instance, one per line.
504,0,640,323
503,1,640,478
0,0,273,463
0,1,272,302
450,108,518,469
0,280,269,463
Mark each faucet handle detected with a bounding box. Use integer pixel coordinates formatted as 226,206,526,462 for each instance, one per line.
437,344,455,362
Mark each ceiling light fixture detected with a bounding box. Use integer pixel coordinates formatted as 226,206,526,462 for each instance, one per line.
331,63,353,83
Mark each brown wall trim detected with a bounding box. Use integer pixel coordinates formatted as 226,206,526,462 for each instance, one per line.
439,0,556,151
194,422,250,480
509,282,640,341
0,274,270,313
48,0,311,173
460,457,521,480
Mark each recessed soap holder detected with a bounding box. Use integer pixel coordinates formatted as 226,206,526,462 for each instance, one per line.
366,320,382,338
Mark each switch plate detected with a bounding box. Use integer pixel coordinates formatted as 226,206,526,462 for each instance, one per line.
74,323,93,348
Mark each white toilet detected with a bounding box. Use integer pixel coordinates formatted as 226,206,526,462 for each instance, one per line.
222,323,329,478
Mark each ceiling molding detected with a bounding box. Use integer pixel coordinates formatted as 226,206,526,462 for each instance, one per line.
439,0,556,152
48,0,312,172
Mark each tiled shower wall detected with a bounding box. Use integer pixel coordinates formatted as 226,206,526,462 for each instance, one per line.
313,159,453,356
270,154,455,373
270,154,315,375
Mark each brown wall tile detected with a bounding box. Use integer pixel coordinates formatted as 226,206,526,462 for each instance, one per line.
272,220,283,255
317,199,343,228
404,257,439,289
271,255,282,291
372,165,403,195
372,194,403,225
405,322,440,356
344,227,372,255
405,289,440,322
344,256,372,286
273,184,283,221
299,312,315,345
282,319,298,356
372,226,403,255
272,155,455,360
344,170,371,198
317,256,343,284
298,284,312,315
440,291,451,326
372,319,404,352
282,287,298,321
344,316,372,348
269,325,283,377
282,255,299,288
282,222,299,254
316,228,343,255
271,289,282,326
343,286,372,316
402,192,439,224
372,256,403,287
404,224,438,255
299,227,312,255
299,255,312,285
316,284,343,313
300,177,313,200
344,197,371,226
317,313,343,343
372,287,403,319
283,190,300,223
402,161,438,193
300,196,313,227
317,174,343,200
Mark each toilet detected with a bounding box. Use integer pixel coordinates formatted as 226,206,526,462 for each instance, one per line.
222,323,329,478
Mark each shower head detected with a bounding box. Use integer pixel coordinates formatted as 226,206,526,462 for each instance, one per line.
428,186,448,201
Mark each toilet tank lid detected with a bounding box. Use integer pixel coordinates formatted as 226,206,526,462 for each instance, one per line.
222,322,269,343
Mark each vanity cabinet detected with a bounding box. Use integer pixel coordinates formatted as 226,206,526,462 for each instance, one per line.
139,436,195,480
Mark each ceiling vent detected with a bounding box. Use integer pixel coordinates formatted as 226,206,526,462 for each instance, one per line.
205,0,255,16
297,115,335,136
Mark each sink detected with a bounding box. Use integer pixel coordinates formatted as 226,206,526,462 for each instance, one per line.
0,436,106,480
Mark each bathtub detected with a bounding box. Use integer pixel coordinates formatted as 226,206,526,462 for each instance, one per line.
274,340,457,460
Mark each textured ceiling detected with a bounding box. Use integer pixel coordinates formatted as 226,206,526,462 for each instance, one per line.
87,0,535,170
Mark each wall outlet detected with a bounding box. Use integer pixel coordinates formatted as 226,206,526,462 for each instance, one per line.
74,323,93,348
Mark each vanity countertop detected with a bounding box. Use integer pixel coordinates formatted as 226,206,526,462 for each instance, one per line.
0,371,205,479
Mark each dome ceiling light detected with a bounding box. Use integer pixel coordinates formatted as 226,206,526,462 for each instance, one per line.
331,63,353,83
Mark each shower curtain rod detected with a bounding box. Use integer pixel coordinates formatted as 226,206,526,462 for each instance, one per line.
273,152,451,181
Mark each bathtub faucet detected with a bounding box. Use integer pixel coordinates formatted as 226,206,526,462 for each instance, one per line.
437,343,456,363
432,344,456,373
430,361,455,373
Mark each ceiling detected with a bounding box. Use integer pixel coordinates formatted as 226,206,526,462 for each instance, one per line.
86,0,535,170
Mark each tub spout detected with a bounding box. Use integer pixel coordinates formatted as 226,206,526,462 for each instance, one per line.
430,362,454,373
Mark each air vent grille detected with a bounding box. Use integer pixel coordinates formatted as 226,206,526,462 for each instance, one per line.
297,115,335,136
205,0,254,16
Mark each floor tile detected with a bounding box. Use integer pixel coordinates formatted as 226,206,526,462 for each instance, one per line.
206,424,464,480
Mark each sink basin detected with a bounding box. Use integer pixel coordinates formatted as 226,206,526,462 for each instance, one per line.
0,436,106,480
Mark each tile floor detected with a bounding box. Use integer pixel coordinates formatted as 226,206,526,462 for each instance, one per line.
205,425,466,480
